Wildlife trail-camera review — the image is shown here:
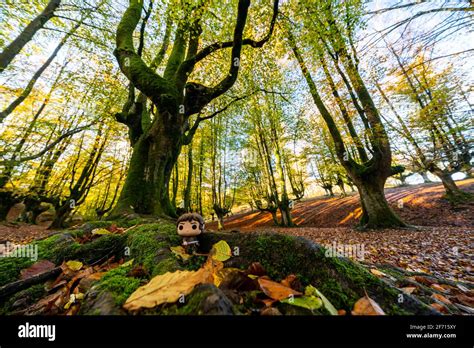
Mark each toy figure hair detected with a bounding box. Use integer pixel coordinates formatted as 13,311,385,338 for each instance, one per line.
176,213,205,232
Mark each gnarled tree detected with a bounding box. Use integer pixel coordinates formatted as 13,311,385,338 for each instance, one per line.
112,0,278,217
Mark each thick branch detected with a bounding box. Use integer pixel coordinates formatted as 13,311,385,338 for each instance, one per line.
114,0,172,106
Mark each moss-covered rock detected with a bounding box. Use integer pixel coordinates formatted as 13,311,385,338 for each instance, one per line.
0,284,46,315
199,231,436,315
155,284,235,315
125,221,182,276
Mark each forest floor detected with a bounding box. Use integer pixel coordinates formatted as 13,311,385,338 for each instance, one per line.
207,179,474,283
1,179,473,283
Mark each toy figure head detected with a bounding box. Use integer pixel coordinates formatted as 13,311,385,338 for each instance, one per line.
176,213,205,237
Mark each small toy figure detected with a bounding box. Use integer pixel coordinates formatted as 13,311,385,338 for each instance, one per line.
176,212,205,254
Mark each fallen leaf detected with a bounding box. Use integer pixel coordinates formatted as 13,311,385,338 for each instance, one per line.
430,303,448,313
400,287,417,294
170,246,191,261
213,268,243,287
414,276,435,286
305,285,338,315
260,307,282,315
258,278,302,301
210,240,232,261
123,268,213,311
280,295,322,311
246,262,266,277
352,295,386,315
431,293,452,305
370,269,387,278
121,259,134,268
280,274,302,292
430,284,446,293
20,260,55,280
261,298,276,307
65,260,83,271
91,228,112,236
453,293,474,307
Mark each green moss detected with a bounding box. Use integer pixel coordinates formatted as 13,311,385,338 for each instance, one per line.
96,264,142,306
126,222,181,275
158,285,231,315
152,257,181,276
0,257,34,287
0,284,46,314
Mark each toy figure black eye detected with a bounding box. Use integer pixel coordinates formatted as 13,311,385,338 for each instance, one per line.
179,225,184,230
192,225,197,230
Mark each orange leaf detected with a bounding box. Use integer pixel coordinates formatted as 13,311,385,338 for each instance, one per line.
257,278,302,301
431,293,452,305
430,303,448,313
351,295,386,315
430,284,446,293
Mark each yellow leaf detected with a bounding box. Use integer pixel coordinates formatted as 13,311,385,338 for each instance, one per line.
170,246,191,261
121,259,134,268
123,268,213,311
66,260,83,271
210,240,232,261
91,228,112,235
370,269,387,278
351,295,386,315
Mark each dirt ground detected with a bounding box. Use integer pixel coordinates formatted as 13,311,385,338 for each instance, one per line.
208,179,474,230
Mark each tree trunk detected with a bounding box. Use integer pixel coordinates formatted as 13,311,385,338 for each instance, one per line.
355,177,406,229
278,202,295,227
430,168,471,201
49,201,72,229
183,145,193,212
0,0,61,73
112,121,181,217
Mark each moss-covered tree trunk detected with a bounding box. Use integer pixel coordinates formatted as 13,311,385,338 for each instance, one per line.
290,32,406,229
112,118,182,217
430,167,472,201
355,176,405,228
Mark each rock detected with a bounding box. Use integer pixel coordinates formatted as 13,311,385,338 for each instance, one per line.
63,214,84,228
188,284,234,315
6,203,25,222
261,307,282,315
277,302,314,315
79,286,125,315
36,210,55,225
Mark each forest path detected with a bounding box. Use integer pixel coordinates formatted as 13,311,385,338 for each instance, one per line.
208,178,474,231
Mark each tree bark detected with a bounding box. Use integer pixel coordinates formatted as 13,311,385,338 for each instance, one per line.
112,119,182,217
